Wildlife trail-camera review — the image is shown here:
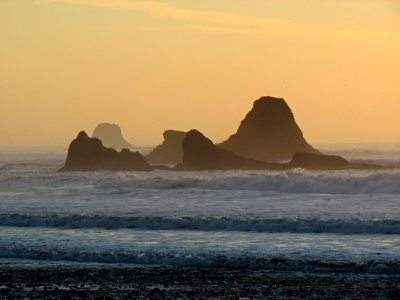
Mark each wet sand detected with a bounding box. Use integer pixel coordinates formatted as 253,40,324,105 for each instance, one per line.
1,264,399,299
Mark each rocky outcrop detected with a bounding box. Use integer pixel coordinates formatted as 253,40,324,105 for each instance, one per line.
176,130,355,171
92,123,135,150
60,131,151,172
61,131,377,172
220,96,320,162
175,130,276,170
289,152,350,170
146,130,186,165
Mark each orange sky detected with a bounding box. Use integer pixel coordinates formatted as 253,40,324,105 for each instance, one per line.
1,0,399,147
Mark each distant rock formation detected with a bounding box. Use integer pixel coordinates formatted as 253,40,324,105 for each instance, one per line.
61,131,379,172
146,130,186,165
92,123,135,150
176,130,357,171
288,152,350,170
175,130,276,170
60,131,151,172
220,96,320,162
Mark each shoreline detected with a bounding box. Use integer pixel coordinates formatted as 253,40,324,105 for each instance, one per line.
1,263,399,299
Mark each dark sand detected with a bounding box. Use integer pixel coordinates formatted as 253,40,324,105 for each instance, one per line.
1,264,399,299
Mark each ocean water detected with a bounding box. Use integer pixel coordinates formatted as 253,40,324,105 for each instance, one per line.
0,146,400,274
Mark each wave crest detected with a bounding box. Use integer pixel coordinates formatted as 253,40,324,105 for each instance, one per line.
95,170,400,194
1,213,399,234
1,246,399,274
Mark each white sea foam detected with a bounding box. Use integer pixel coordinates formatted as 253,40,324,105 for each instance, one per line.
1,151,400,273
1,227,400,274
2,166,400,194
97,170,400,194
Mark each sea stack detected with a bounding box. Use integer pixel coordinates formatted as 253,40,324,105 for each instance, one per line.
146,130,186,165
60,131,151,171
220,96,320,162
175,130,274,170
289,152,350,170
92,123,135,150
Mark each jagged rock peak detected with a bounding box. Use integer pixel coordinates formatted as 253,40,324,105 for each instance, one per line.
219,96,320,162
77,130,89,139
60,131,150,172
92,123,135,150
183,130,213,149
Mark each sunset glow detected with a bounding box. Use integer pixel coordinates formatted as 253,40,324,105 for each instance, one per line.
1,0,399,147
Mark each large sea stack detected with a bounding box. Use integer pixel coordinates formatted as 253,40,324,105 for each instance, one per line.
60,131,151,171
146,130,186,165
92,123,136,150
175,130,275,170
220,96,320,162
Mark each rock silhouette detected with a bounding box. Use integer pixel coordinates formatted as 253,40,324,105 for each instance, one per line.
220,96,320,162
92,123,135,150
176,129,357,171
146,130,186,165
61,131,380,172
288,152,350,170
175,130,276,170
60,131,151,171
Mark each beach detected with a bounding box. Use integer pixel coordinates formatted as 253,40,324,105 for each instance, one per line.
1,262,400,299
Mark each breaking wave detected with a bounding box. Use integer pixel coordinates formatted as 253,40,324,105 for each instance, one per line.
1,213,399,234
0,246,399,274
93,170,400,194
2,161,400,194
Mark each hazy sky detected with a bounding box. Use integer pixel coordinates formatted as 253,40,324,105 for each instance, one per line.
1,0,399,147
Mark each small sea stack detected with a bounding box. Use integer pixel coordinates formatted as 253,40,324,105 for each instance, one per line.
289,152,350,170
60,131,151,171
220,96,320,162
92,123,136,150
146,130,186,165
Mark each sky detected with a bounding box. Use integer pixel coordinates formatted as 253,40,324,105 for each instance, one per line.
1,0,399,147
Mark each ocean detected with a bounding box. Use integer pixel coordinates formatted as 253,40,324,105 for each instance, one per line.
0,148,400,274
0,145,400,277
